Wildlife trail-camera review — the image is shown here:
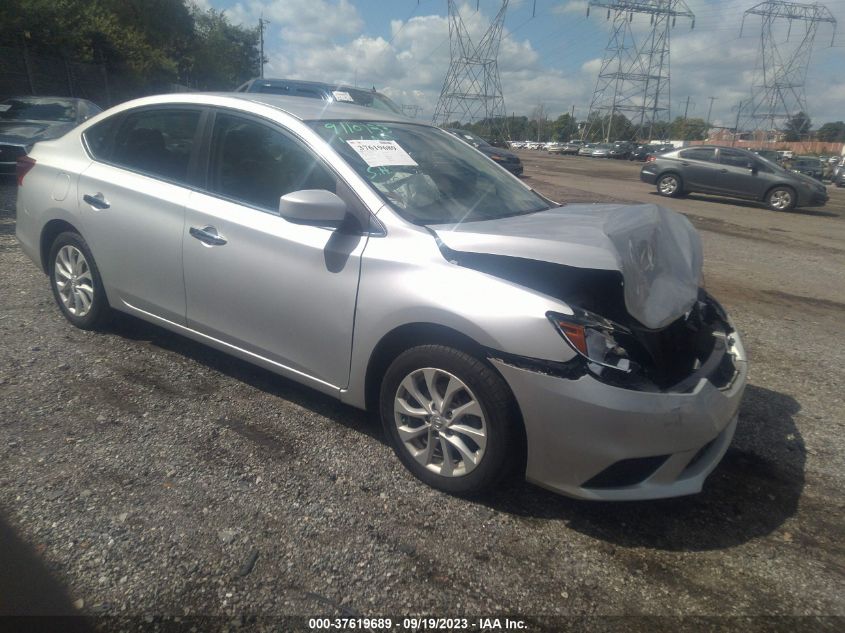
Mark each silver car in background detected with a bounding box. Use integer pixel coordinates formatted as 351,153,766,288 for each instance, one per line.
15,93,747,500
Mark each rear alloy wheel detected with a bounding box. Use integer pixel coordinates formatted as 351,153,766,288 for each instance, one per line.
48,232,110,329
380,345,518,495
656,173,682,197
766,187,796,211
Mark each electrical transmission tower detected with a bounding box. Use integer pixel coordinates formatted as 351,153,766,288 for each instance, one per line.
432,1,510,138
583,0,695,142
740,1,837,136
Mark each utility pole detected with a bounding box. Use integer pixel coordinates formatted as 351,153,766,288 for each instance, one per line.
682,96,693,121
705,96,717,139
732,100,745,147
740,1,837,137
258,16,270,79
584,0,695,142
433,1,510,139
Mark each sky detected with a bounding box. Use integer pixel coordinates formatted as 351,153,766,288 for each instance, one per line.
196,0,845,129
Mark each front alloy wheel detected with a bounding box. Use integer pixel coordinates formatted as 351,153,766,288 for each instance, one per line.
767,187,795,211
380,345,518,495
393,367,487,477
657,173,682,197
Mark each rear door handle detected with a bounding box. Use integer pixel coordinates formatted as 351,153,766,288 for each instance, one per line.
189,225,227,246
83,193,110,209
719,169,728,173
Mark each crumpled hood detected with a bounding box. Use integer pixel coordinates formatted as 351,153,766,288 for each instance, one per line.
0,120,74,145
430,203,703,330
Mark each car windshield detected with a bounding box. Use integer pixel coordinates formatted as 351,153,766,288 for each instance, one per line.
338,88,403,115
450,129,490,147
311,120,551,225
0,98,77,122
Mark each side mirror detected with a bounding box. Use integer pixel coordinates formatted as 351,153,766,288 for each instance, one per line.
747,161,758,173
279,189,347,225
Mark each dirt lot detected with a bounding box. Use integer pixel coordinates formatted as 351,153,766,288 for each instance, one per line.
1,153,843,631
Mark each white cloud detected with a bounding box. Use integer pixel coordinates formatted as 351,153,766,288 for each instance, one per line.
218,0,845,129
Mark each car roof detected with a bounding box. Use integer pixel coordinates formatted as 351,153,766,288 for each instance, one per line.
99,92,416,125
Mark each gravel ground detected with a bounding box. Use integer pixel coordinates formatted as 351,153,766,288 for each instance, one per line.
1,156,843,633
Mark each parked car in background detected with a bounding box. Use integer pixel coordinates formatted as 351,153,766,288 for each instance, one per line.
0,96,102,175
751,149,781,164
832,162,845,187
790,156,824,181
559,140,584,155
609,141,634,159
446,128,523,176
590,143,613,158
578,143,597,156
640,145,828,211
236,78,404,115
546,142,565,154
15,92,747,500
629,143,673,161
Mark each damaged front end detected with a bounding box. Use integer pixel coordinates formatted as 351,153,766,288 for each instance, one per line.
432,202,741,394
547,290,741,393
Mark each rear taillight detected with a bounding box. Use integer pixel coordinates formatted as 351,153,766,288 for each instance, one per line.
645,155,656,162
16,155,36,187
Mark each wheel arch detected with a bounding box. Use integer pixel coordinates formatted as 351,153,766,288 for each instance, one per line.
763,182,796,202
364,321,528,476
40,219,82,273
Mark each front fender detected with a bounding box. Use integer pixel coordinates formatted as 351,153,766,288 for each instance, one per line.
342,220,577,408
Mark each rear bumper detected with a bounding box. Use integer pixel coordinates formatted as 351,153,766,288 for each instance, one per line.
493,332,748,500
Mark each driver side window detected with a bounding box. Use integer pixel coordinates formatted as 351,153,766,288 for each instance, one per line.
208,113,336,212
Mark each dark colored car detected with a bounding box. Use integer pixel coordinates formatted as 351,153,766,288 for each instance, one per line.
640,145,828,211
446,128,524,176
629,143,673,161
236,78,403,115
751,149,781,164
0,96,102,174
609,141,634,159
790,156,824,181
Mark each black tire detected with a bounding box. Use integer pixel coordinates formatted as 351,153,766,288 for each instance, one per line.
765,186,797,212
656,172,683,198
379,344,519,495
48,231,111,330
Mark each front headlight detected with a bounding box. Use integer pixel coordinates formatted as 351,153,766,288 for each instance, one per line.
489,154,505,161
547,309,636,373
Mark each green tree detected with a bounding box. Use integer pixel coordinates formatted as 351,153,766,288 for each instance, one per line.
187,7,260,90
783,112,811,142
669,117,708,141
816,121,845,143
551,113,578,141
584,112,635,142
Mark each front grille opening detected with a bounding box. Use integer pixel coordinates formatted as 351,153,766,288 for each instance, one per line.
582,455,669,489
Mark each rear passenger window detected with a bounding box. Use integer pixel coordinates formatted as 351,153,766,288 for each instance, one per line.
208,113,336,212
679,148,716,162
111,109,201,183
719,149,752,168
83,117,118,160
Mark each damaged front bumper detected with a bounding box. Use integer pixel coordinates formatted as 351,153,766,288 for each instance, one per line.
491,331,747,501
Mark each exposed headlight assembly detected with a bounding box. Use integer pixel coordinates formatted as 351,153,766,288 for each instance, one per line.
547,309,637,373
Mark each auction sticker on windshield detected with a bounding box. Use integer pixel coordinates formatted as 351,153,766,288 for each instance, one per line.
346,139,418,167
332,91,355,103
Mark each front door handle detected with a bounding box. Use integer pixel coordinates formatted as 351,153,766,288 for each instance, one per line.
719,168,728,173
83,193,110,209
189,225,227,246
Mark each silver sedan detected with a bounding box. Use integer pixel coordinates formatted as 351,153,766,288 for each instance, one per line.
15,93,747,500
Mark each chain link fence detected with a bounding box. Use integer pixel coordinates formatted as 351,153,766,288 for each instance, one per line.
0,46,194,108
